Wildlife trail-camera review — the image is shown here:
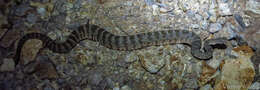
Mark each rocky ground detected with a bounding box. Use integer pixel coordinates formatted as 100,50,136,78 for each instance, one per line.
0,0,259,90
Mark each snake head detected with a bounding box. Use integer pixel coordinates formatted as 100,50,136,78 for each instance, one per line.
191,37,228,60
191,40,213,60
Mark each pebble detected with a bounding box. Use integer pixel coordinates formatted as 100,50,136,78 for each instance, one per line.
234,14,246,29
191,24,200,29
214,22,237,39
183,78,198,89
216,17,226,25
209,15,217,22
195,14,203,21
210,0,217,9
249,82,260,90
199,62,217,86
139,51,166,74
239,18,260,50
0,73,16,89
14,4,32,16
0,58,15,72
152,4,159,15
37,7,47,17
218,2,232,16
20,39,42,65
87,70,104,86
121,85,131,90
144,0,154,6
159,6,173,13
214,46,255,90
200,20,209,30
209,23,222,33
208,0,217,20
26,13,38,24
113,83,120,90
0,28,8,40
207,58,222,69
0,11,8,25
246,0,260,15
123,53,138,63
39,0,50,3
251,50,260,82
23,56,59,79
186,10,195,17
0,29,20,48
200,84,213,90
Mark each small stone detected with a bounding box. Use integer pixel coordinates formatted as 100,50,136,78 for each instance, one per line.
0,28,8,40
88,71,104,86
214,46,255,90
75,52,98,66
218,3,232,16
37,7,46,17
0,12,8,25
200,20,209,30
239,19,260,50
40,0,50,3
123,53,138,63
200,84,213,90
186,10,195,17
210,0,217,9
207,58,222,69
152,4,159,15
191,24,200,29
195,14,203,21
214,22,237,39
251,51,260,82
234,14,246,29
248,82,260,90
183,78,198,89
159,5,173,13
160,7,170,13
199,62,217,86
246,0,260,15
0,29,20,48
216,17,226,25
21,39,43,65
26,13,38,24
144,0,154,6
113,83,120,90
209,15,217,22
121,85,131,90
199,0,209,4
23,57,59,79
113,87,120,90
209,0,217,19
0,58,15,72
139,52,166,74
14,4,32,16
209,23,222,33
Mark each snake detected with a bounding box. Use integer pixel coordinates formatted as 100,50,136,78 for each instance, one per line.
14,22,226,66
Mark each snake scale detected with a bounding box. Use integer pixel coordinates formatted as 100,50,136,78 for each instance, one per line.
14,22,220,66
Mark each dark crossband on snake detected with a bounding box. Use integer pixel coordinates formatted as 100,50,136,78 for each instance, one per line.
14,22,227,66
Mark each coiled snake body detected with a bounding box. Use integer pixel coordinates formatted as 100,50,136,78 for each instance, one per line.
14,23,219,66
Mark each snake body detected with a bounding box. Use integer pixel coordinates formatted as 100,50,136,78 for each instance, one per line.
14,23,214,66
